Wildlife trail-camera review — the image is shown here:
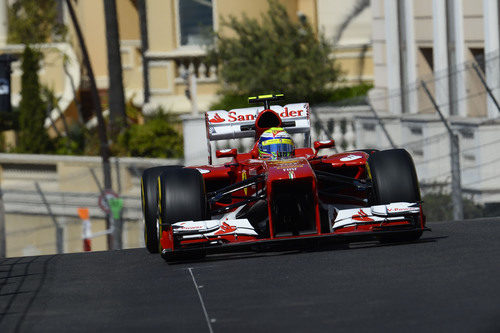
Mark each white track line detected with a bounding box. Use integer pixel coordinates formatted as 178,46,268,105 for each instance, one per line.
188,267,214,333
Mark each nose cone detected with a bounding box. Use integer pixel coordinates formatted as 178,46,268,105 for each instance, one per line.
264,157,314,181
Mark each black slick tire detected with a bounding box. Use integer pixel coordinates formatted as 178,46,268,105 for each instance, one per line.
158,168,209,258
141,166,182,253
368,149,422,242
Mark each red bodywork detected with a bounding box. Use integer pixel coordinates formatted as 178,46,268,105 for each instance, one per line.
159,108,427,257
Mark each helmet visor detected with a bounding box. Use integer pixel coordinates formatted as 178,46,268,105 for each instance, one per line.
260,138,294,158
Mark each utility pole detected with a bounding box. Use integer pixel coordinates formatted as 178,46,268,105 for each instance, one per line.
104,0,125,249
66,0,114,247
421,80,463,220
104,0,127,138
138,0,150,104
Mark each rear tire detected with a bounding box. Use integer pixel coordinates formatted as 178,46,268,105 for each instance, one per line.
368,149,422,242
158,168,209,252
141,166,182,253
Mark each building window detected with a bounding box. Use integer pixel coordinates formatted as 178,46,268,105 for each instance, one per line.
469,48,485,72
362,123,376,131
419,47,433,71
459,127,474,139
179,0,213,46
410,127,422,135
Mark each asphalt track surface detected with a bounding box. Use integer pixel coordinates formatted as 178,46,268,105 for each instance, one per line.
1,219,500,332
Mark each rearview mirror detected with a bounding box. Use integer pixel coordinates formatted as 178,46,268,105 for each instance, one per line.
313,140,335,156
216,148,238,158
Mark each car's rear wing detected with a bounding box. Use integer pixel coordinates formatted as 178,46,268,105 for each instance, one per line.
205,103,311,141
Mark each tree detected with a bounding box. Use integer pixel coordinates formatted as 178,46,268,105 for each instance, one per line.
8,0,66,44
17,46,52,153
209,0,341,102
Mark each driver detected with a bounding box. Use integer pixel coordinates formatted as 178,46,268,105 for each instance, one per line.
258,127,295,159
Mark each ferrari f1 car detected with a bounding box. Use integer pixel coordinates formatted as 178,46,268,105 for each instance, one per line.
141,94,427,262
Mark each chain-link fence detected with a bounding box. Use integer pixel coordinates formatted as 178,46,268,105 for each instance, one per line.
0,154,181,257
316,50,500,220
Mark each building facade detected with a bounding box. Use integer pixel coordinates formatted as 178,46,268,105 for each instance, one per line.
362,0,500,205
1,0,373,116
142,0,373,113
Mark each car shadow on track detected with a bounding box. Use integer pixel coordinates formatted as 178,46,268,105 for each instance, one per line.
319,235,447,251
166,235,448,265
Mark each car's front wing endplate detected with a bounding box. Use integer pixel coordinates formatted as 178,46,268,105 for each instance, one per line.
332,202,421,231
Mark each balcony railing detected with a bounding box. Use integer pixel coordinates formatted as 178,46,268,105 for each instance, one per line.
145,46,218,83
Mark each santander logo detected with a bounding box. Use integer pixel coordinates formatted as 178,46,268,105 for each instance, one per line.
215,222,237,235
208,107,304,124
352,209,373,222
209,113,225,123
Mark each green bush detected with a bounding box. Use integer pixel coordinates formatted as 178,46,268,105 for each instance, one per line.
326,83,373,104
16,46,54,154
53,123,87,155
422,192,485,222
116,109,183,158
209,94,251,111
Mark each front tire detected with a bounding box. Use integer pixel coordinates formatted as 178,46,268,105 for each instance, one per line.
158,168,209,253
368,149,422,242
141,166,182,253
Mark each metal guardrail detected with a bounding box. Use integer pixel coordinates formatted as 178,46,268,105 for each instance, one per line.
0,154,183,223
0,153,183,166
2,189,141,220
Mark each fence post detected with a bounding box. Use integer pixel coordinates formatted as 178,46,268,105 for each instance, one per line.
89,168,114,249
471,62,500,113
114,158,123,250
109,198,123,250
35,182,64,254
115,158,122,194
90,167,123,250
0,188,6,257
421,81,464,220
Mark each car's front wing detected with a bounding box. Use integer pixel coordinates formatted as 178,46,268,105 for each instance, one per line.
159,202,427,258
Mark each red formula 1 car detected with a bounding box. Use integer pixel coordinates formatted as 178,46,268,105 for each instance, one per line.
141,94,428,262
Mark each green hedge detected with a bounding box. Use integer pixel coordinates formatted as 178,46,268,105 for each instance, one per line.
115,109,183,158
